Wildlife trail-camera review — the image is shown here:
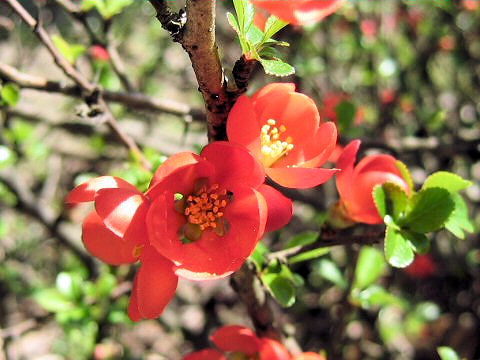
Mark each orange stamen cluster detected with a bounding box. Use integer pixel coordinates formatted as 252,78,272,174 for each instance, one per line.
184,182,230,231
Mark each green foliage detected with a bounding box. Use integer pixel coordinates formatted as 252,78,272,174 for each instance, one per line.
82,0,133,19
52,34,86,65
228,0,294,77
353,246,386,290
286,231,319,249
261,261,299,307
288,247,330,264
373,171,472,268
438,347,462,360
353,285,407,310
335,100,357,134
0,83,20,106
312,258,347,290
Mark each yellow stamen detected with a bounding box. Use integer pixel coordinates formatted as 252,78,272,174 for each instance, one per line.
260,119,294,167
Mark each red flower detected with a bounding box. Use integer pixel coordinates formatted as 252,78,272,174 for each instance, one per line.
89,45,110,62
227,83,338,189
67,142,293,319
404,254,437,278
183,325,291,360
335,140,411,224
360,19,378,39
463,0,480,11
251,0,342,26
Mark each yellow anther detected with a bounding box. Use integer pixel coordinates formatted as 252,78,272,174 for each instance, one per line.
260,119,294,167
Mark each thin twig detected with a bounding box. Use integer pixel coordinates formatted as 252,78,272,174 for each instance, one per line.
4,0,151,170
0,62,204,120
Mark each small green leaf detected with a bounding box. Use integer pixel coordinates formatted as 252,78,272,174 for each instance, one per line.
103,0,133,18
373,182,409,222
227,12,241,34
81,0,105,12
422,171,472,193
354,285,407,309
445,193,474,239
260,59,295,77
232,0,255,34
250,242,269,270
286,231,319,249
52,34,86,64
403,188,454,233
335,101,356,134
33,288,74,313
246,24,265,46
313,259,347,290
0,145,16,168
404,231,430,254
395,160,414,190
353,246,386,290
261,273,296,307
263,15,288,41
437,347,461,360
1,83,20,106
289,247,330,264
385,225,414,268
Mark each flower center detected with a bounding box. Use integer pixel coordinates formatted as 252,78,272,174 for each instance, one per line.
175,178,232,243
260,119,294,167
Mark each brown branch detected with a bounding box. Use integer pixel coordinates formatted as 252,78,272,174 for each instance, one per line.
0,61,204,120
4,0,151,170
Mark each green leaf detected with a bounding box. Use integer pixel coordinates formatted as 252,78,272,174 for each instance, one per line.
260,59,295,77
52,34,86,64
335,101,356,134
246,25,265,46
445,193,474,239
286,231,319,249
385,225,414,268
373,182,409,222
232,0,255,34
0,145,16,168
81,0,105,12
403,188,454,233
33,288,74,313
261,273,296,307
403,231,430,254
103,0,133,18
313,259,347,290
263,15,288,41
395,160,414,191
353,246,386,290
250,242,269,270
422,171,472,193
289,247,330,264
437,347,461,360
227,12,241,34
354,285,407,310
1,83,20,106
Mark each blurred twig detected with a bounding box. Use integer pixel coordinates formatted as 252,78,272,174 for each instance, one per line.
4,0,151,170
0,62,204,120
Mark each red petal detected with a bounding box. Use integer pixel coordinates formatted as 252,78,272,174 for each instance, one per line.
226,96,262,157
146,160,214,200
82,211,139,265
258,184,293,232
149,152,202,189
259,338,291,360
266,167,338,189
211,325,260,355
259,91,319,145
251,83,296,116
335,140,361,203
148,186,267,275
201,141,265,189
135,247,178,319
128,277,141,321
354,154,402,178
182,349,226,360
66,176,137,204
299,122,338,167
95,188,147,238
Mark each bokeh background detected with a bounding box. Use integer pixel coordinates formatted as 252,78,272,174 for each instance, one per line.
0,0,479,359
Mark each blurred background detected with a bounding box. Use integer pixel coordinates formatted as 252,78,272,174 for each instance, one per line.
0,0,479,359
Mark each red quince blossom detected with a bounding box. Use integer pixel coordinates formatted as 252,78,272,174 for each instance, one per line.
227,83,338,189
183,325,291,360
360,19,378,39
404,254,437,278
251,0,342,26
335,140,412,224
66,142,293,320
89,45,110,62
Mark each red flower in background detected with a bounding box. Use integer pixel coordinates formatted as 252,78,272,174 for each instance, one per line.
251,0,342,26
360,19,378,39
335,140,412,224
227,83,338,189
89,45,110,62
67,142,293,320
183,325,291,360
404,254,437,278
